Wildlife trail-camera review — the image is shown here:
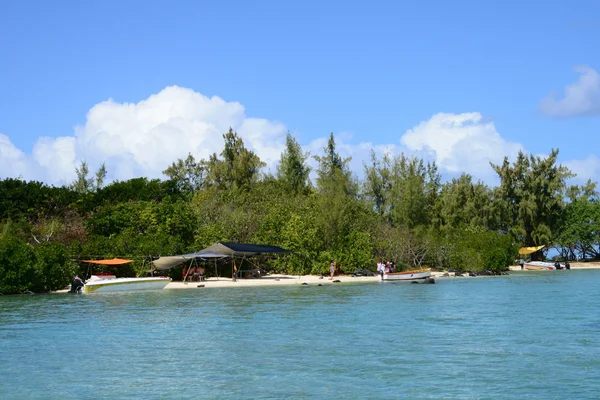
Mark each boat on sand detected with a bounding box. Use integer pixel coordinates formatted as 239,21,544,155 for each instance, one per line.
524,261,557,271
382,268,431,281
79,258,171,294
82,274,171,294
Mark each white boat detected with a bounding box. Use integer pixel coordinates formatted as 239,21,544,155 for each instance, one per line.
82,274,171,294
382,268,431,281
524,261,557,271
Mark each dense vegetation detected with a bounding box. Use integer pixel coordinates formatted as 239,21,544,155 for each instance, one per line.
1,129,597,294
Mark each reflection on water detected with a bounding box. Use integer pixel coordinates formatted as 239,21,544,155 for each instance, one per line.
1,270,600,399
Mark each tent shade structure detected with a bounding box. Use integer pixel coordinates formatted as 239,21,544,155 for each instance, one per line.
518,246,545,255
198,242,291,282
151,243,289,281
152,251,228,271
201,242,291,257
82,258,133,265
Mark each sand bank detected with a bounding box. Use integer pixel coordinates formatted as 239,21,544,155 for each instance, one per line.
508,262,600,271
165,274,380,289
166,270,475,289
53,264,600,293
168,263,600,289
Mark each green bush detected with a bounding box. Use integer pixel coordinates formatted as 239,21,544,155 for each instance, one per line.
0,235,76,294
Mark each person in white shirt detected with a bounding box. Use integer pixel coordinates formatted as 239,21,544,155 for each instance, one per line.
377,259,384,277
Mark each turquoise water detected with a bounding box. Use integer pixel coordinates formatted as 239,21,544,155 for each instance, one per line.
1,271,600,399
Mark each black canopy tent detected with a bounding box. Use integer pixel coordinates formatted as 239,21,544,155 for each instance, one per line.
152,251,228,281
199,242,291,281
151,243,290,281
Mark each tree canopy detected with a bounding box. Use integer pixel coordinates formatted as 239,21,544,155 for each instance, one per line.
1,130,591,294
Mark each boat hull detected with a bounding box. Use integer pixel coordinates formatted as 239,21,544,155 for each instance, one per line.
382,269,431,281
82,277,172,294
524,262,557,271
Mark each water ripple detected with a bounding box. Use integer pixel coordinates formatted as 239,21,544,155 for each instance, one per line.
1,270,600,399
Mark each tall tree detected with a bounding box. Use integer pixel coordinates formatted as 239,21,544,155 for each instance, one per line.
205,128,266,190
556,180,600,260
163,153,205,193
388,154,439,229
313,132,354,192
435,173,494,230
363,150,393,216
277,132,310,194
491,149,573,256
71,161,107,194
313,132,358,247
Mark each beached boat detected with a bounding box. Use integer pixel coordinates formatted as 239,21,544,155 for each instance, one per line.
382,268,431,281
524,261,557,271
82,274,171,294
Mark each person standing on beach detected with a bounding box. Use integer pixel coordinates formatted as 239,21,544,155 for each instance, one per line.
519,258,525,270
329,260,336,280
377,258,384,277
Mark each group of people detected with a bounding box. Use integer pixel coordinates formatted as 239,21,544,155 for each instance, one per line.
376,259,395,276
182,266,205,281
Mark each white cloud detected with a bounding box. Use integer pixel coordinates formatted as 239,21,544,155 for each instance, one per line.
4,87,590,187
0,133,37,181
564,155,600,184
540,65,600,117
400,112,523,181
32,136,77,181
6,86,288,185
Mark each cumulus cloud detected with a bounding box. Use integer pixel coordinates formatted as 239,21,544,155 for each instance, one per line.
0,133,38,181
400,112,523,181
540,65,600,117
3,86,583,187
303,112,520,184
10,86,287,185
564,155,600,184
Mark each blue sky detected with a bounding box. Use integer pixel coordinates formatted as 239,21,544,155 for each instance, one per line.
1,0,600,185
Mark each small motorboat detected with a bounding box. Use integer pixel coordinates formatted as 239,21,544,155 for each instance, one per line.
382,268,431,281
82,274,171,294
524,261,557,271
78,258,172,293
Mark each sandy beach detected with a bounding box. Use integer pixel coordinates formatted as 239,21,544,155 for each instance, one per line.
507,261,600,271
53,263,600,293
165,274,380,289
165,262,600,289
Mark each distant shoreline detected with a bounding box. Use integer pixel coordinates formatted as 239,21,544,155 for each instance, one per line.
508,262,600,271
51,264,600,293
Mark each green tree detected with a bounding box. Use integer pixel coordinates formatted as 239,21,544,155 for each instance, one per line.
204,128,266,190
492,149,573,257
435,173,494,230
277,132,310,194
0,178,77,221
363,151,393,216
388,154,439,229
314,132,352,188
313,133,360,248
556,180,600,260
162,153,205,193
71,161,107,194
0,235,75,294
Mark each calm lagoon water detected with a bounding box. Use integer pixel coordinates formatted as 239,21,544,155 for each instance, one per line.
1,270,600,399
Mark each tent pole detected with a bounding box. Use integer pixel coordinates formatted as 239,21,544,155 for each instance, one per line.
184,259,193,283
232,255,236,282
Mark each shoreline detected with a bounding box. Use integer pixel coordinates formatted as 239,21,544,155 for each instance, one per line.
507,261,600,271
164,262,600,289
51,262,600,293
